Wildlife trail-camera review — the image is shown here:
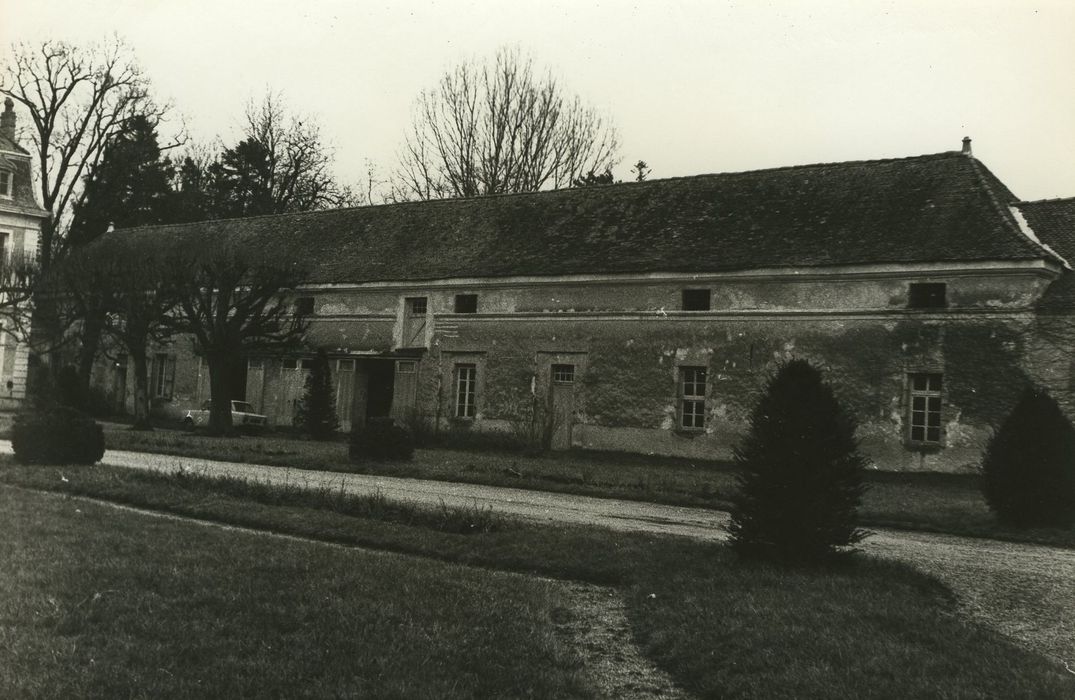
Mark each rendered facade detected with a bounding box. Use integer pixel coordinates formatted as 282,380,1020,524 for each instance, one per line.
109,141,1075,473
0,97,44,408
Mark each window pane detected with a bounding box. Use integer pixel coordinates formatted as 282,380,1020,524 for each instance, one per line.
926,427,941,442
912,396,925,411
912,375,927,391
927,397,941,412
911,426,924,441
927,412,941,427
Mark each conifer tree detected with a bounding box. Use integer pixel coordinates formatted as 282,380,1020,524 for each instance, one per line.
981,387,1075,528
295,349,340,440
728,359,868,563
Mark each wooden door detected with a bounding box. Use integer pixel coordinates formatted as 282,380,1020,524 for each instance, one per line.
548,364,576,450
402,297,428,348
335,359,355,432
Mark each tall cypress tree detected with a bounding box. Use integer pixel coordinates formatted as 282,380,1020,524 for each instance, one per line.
295,349,340,440
728,359,868,563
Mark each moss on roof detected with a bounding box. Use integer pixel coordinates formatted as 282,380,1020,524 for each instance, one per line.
111,151,1050,284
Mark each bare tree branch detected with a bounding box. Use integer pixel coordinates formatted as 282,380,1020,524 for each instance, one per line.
395,47,620,201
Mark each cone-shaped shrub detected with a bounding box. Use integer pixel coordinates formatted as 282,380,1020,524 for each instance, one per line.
294,349,340,440
728,359,867,563
981,387,1075,528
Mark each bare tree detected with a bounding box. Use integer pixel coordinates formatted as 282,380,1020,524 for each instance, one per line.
164,236,309,435
0,37,168,269
208,93,354,217
0,250,40,341
395,47,620,200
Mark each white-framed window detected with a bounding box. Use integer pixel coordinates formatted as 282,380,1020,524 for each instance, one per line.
678,366,707,429
0,171,12,199
552,364,575,384
454,363,477,418
907,373,943,444
151,353,176,399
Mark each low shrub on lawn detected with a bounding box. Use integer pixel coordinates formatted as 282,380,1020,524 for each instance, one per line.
349,418,414,461
12,407,105,465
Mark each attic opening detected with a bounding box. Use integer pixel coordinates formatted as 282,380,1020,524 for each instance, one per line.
908,283,947,309
681,288,712,311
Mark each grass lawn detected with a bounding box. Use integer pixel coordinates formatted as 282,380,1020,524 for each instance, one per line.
3,460,1073,698
1,487,588,699
100,422,1075,548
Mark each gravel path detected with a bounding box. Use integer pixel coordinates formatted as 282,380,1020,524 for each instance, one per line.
10,443,1074,672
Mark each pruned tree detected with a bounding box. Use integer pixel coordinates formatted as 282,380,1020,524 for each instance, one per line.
728,360,868,563
396,47,620,200
207,93,353,218
164,235,309,435
0,37,168,270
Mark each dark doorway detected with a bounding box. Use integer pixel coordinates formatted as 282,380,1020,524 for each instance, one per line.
365,360,395,421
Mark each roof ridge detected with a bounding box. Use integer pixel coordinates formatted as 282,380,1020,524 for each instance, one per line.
964,156,1055,261
1018,195,1075,206
116,149,967,235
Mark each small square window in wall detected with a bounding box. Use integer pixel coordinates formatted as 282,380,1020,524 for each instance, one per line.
294,297,315,315
682,289,711,311
409,297,428,314
552,364,575,383
338,359,356,372
397,360,416,374
454,363,477,418
908,283,947,309
679,366,707,429
0,171,11,198
300,358,315,370
454,294,478,313
282,358,297,369
908,373,943,444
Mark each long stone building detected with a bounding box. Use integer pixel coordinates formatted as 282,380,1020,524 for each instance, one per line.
107,140,1075,473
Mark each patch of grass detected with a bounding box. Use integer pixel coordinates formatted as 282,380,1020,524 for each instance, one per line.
629,558,1073,699
2,462,1073,698
0,488,589,699
98,422,1075,548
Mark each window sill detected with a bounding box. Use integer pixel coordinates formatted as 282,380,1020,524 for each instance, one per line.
674,427,707,438
904,441,945,454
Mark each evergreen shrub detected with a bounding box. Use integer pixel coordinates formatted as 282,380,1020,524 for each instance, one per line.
728,359,867,563
350,417,415,461
294,350,340,440
981,387,1075,528
12,406,106,465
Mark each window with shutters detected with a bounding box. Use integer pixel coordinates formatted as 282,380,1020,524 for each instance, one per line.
151,353,176,399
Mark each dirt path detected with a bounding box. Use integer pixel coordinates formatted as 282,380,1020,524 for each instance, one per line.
8,443,1074,672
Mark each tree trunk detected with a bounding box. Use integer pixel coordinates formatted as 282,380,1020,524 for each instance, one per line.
130,347,152,431
207,351,235,436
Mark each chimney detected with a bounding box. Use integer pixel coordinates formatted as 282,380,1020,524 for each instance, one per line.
961,136,972,157
0,97,15,143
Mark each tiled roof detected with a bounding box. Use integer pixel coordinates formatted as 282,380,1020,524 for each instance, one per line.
0,133,29,156
0,149,48,218
111,151,1054,285
1017,197,1075,309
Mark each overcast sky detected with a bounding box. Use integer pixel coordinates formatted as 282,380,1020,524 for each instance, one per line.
3,0,1074,201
